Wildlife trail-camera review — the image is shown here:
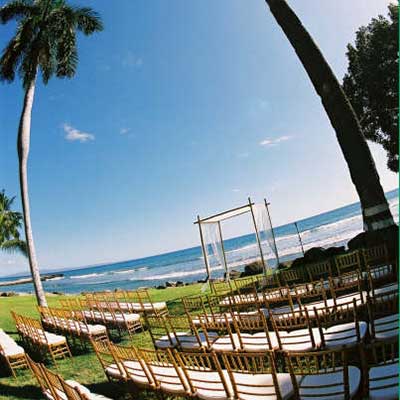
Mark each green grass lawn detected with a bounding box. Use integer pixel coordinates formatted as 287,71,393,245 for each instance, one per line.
0,283,206,400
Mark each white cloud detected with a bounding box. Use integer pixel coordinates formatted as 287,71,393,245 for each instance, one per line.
260,135,292,147
63,124,95,142
122,51,143,68
232,188,241,193
120,127,130,135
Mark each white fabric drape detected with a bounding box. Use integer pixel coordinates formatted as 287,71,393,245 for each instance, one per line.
202,222,227,278
253,203,279,269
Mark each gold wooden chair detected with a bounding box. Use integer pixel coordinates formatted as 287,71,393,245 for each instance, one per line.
255,273,281,290
0,329,28,377
109,342,155,390
335,250,362,275
200,313,238,353
232,309,278,351
176,350,231,399
145,315,177,350
315,299,367,350
284,348,362,400
293,279,329,318
270,309,320,352
328,270,366,308
360,339,399,400
27,355,57,400
210,280,233,296
306,260,332,282
262,286,295,316
280,269,304,286
222,351,292,400
91,339,125,382
138,347,189,397
367,288,398,341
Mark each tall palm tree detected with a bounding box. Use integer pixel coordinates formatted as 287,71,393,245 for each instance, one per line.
0,0,103,306
0,190,27,256
264,0,394,232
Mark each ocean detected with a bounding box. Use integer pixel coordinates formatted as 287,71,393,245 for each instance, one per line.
0,189,397,294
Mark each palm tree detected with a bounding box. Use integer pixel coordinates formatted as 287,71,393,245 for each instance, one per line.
0,0,103,306
0,190,27,256
264,0,394,232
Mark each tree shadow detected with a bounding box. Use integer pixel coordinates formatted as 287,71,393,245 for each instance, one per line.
0,383,42,399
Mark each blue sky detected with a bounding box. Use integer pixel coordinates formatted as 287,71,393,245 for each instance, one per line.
0,0,397,276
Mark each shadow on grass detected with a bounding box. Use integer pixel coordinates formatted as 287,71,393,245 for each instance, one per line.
0,383,42,399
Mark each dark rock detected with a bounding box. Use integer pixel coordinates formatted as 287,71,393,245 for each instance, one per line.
240,261,264,277
1,291,18,297
176,281,184,287
197,279,207,283
156,285,166,290
52,291,63,295
225,270,241,280
165,281,176,287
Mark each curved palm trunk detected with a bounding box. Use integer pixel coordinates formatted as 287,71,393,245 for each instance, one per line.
18,78,47,307
265,0,394,231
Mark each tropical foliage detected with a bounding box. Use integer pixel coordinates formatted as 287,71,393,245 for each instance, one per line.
343,4,398,172
0,190,27,256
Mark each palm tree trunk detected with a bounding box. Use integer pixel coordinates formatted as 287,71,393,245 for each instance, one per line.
17,78,47,307
264,0,394,231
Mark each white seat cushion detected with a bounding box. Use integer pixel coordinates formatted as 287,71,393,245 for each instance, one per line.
1,344,25,357
87,324,107,335
369,362,399,400
105,363,126,379
186,369,232,400
123,360,153,386
229,371,295,400
241,331,279,351
371,283,398,297
297,366,361,400
277,328,321,351
178,332,218,350
150,365,188,394
44,332,67,345
65,380,113,400
371,315,398,340
211,333,241,352
335,291,367,306
114,313,140,323
322,321,367,349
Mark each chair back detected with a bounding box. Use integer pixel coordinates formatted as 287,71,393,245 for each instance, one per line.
335,251,361,275
306,260,332,281
280,269,304,286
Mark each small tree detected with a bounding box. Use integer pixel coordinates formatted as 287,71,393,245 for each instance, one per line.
343,4,398,172
0,190,27,256
0,0,103,306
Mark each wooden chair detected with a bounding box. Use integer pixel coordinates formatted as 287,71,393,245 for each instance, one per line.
138,347,189,397
222,351,293,400
280,269,304,286
232,309,278,351
284,348,362,399
293,279,329,318
255,273,281,290
360,339,399,400
315,299,367,350
335,250,362,275
361,243,392,270
0,329,28,377
328,270,366,308
367,288,398,341
176,350,231,400
306,260,332,282
210,280,233,296
126,288,168,316
27,354,57,400
145,315,177,350
109,343,155,390
261,286,295,315
270,309,321,352
91,339,125,382
233,276,257,294
199,313,238,353
165,315,208,352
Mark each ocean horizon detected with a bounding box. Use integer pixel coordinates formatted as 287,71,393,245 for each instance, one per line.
0,188,397,294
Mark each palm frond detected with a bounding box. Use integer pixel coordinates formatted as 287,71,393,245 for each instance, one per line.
0,238,28,257
0,0,35,24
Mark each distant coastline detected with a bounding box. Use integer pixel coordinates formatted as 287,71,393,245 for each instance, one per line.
0,273,64,287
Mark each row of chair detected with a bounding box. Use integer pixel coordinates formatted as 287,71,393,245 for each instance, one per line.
38,306,108,345
0,328,28,377
11,311,72,365
28,354,111,400
91,338,398,400
145,289,398,354
59,296,142,338
211,243,396,295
